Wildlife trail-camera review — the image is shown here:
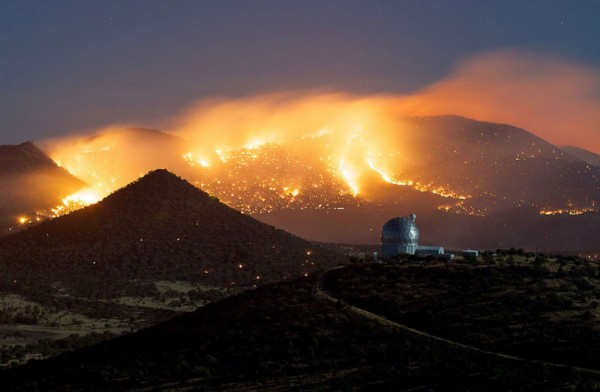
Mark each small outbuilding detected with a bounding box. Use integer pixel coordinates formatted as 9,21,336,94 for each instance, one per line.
416,246,445,256
462,249,479,257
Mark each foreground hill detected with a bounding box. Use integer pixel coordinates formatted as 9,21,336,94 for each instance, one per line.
2,259,600,391
0,169,343,305
0,142,85,234
326,259,600,370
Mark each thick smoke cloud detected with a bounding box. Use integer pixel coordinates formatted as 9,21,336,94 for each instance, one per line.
396,49,600,153
166,92,392,150
166,49,600,154
43,48,600,190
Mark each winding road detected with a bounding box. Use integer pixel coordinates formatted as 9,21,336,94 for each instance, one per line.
316,270,600,376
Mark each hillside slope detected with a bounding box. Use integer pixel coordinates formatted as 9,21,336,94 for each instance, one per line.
0,170,343,302
1,261,599,391
561,145,600,167
0,142,85,234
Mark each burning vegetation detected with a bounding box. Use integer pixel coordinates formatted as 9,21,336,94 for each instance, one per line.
35,94,597,226
38,94,483,219
2,49,599,239
0,65,595,240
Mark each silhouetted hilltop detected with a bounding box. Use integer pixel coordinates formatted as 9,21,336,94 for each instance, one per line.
0,170,343,301
0,142,58,173
0,142,85,233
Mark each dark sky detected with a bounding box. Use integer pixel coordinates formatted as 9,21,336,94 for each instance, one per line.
1,0,599,144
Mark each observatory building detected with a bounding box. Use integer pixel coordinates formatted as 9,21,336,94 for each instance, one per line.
381,213,451,259
381,213,420,257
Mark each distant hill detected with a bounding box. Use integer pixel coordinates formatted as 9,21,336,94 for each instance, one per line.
0,170,344,302
0,141,59,174
0,142,85,234
561,145,600,166
42,127,197,191
386,116,598,212
2,260,599,391
182,115,599,250
258,116,600,250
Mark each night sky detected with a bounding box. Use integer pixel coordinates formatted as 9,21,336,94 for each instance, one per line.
1,0,599,144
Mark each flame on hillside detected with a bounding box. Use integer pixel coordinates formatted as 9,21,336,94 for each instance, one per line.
34,50,599,219
44,93,433,207
539,207,598,216
51,188,103,216
168,92,398,197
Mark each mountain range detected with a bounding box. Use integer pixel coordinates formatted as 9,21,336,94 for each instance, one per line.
0,145,598,390
1,115,598,251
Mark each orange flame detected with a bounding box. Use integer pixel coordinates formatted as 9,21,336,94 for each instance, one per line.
37,50,600,220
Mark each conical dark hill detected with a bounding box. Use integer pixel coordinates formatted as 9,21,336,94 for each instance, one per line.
0,170,344,299
0,141,58,173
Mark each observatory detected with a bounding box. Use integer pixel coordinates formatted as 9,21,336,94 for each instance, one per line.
381,213,420,257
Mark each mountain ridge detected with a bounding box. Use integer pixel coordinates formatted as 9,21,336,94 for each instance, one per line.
0,141,86,234
1,116,598,250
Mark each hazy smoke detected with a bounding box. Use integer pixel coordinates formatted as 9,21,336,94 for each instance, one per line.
166,49,600,154
41,49,600,197
166,92,394,150
396,49,600,153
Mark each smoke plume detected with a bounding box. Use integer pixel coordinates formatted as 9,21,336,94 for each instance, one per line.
396,49,600,153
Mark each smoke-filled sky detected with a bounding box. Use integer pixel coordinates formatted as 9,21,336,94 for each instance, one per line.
2,1,600,152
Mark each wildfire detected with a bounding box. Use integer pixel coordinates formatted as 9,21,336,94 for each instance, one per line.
539,207,597,216
183,152,211,168
338,159,359,196
367,157,471,200
52,188,102,216
437,201,486,217
367,157,413,186
282,187,300,198
38,91,593,223
415,183,470,200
